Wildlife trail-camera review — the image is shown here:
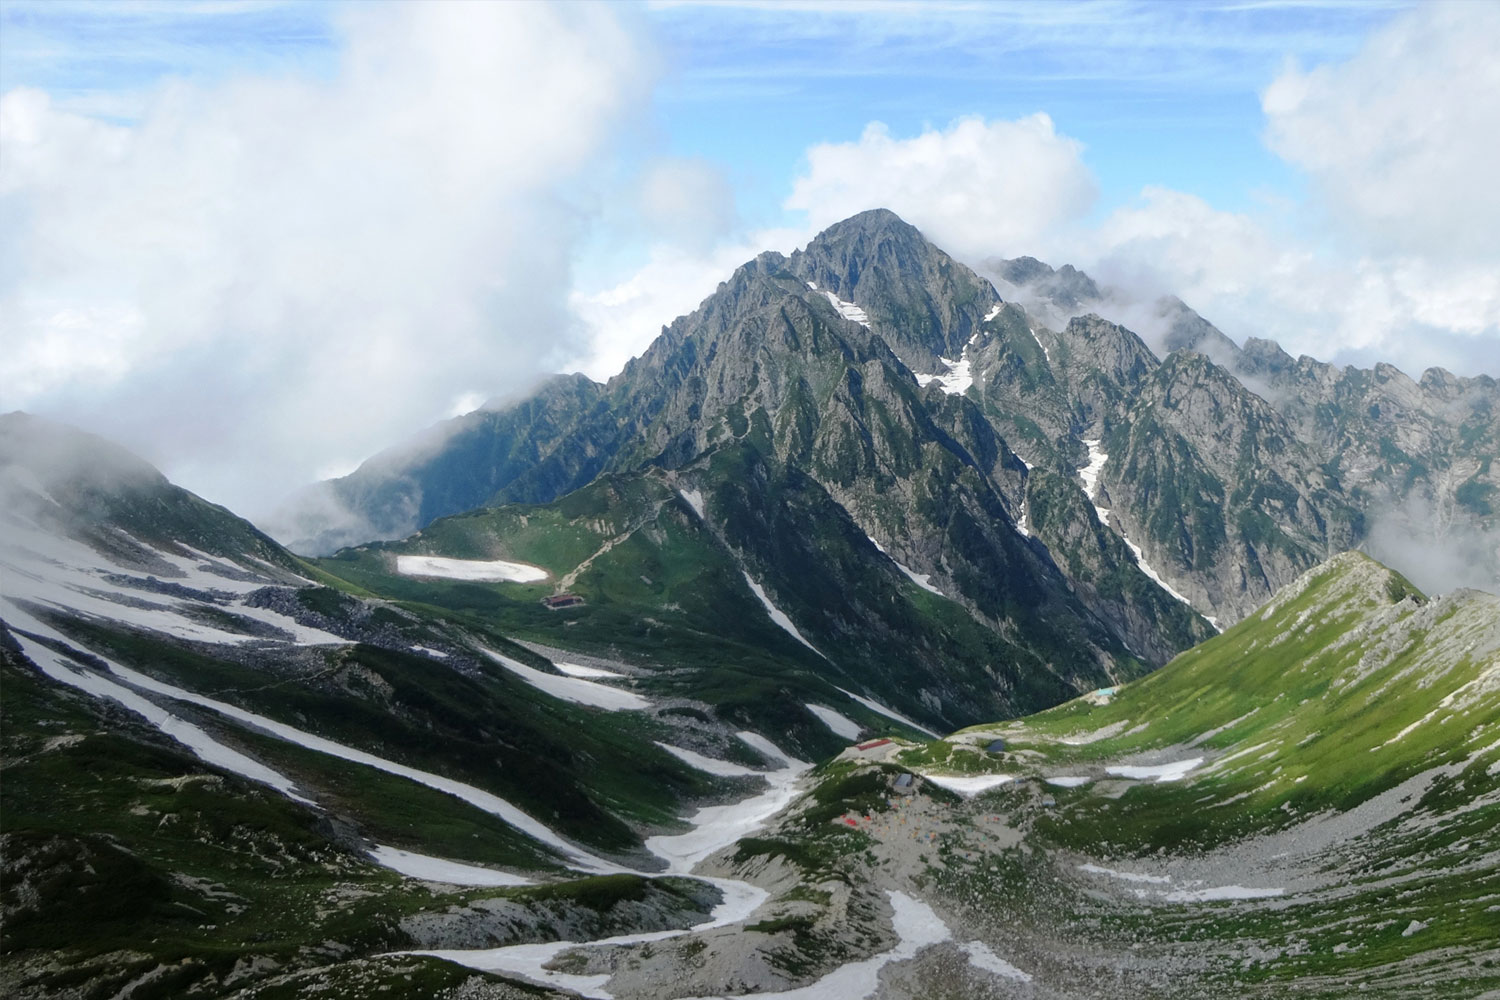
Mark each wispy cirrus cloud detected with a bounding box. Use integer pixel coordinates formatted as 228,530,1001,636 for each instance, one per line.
649,0,1407,97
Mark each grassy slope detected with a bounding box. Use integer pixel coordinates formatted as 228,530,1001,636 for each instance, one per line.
312,470,941,754
905,553,1498,836
863,551,1500,995
714,553,1498,997
0,646,509,997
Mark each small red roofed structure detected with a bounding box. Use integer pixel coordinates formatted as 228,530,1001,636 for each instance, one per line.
855,738,892,751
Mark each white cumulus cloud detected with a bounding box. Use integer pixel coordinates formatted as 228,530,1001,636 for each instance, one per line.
785,115,1097,262
1262,1,1500,260
637,157,738,252
1071,3,1500,376
0,1,652,517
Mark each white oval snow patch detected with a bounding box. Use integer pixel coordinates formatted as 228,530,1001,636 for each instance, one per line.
1046,776,1091,788
396,555,548,583
805,703,862,740
922,773,1014,796
962,940,1032,982
368,846,531,886
1106,757,1203,782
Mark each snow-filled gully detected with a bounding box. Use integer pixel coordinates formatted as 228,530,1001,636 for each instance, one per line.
1077,439,1218,628
411,732,815,997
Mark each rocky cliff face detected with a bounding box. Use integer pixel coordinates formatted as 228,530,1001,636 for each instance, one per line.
1231,343,1499,591
978,252,1498,602
1102,353,1362,620
278,211,1495,717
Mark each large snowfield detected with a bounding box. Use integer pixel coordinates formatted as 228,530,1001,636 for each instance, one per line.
395,554,549,583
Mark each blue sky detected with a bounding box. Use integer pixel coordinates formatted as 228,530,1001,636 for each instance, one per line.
3,0,1494,513
646,1,1395,220
2,1,1401,226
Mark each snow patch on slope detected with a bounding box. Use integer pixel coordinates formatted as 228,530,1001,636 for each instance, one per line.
921,772,1014,796
1078,439,1208,623
914,339,976,396
805,703,862,739
646,733,810,873
416,875,773,997
655,742,762,778
1106,757,1203,782
555,661,623,679
0,529,343,647
962,940,1032,981
6,603,564,889
820,289,870,326
864,534,945,595
367,846,532,887
1029,326,1052,365
1046,775,1092,788
742,572,823,657
11,627,312,804
678,489,706,520
24,628,625,873
678,891,950,1000
835,686,941,739
898,566,944,596
1079,864,1283,903
485,650,649,711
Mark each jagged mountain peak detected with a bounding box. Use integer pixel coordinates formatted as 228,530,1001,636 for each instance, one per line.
988,254,1102,311
1151,294,1243,363
786,209,1001,366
